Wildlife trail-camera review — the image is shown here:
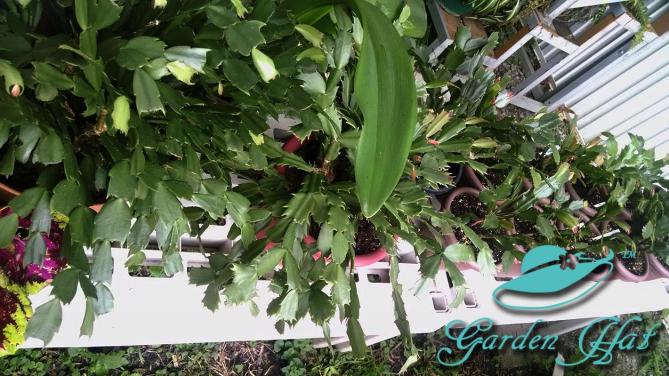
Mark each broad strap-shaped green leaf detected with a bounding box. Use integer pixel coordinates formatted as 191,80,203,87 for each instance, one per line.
350,0,417,217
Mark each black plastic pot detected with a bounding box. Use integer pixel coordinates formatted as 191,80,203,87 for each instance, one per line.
425,164,464,196
436,0,473,16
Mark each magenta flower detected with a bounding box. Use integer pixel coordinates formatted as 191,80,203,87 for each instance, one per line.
0,209,65,285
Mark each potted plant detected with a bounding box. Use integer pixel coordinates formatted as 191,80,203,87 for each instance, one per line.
2,0,404,348
187,22,526,359
0,0,445,358
628,186,669,280
549,131,668,280
614,249,651,282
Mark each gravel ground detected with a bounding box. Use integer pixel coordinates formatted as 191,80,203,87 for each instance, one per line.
493,57,535,121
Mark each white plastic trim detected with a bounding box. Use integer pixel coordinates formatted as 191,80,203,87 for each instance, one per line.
21,230,669,348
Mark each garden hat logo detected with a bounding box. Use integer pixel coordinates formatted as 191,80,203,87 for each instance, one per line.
493,245,614,311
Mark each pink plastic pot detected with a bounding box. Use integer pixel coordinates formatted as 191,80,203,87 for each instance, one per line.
276,136,305,175
614,253,650,282
355,247,388,267
522,178,551,207
256,219,387,268
565,182,598,217
583,249,615,281
566,183,632,235
648,255,669,279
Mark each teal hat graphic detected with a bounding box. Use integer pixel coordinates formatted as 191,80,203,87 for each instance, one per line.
493,245,614,311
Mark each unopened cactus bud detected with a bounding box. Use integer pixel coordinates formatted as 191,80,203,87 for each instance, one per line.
494,89,513,108
252,48,279,83
10,84,21,97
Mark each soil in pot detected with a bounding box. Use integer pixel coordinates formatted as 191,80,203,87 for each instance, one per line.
514,218,535,235
475,226,507,264
659,257,669,271
354,219,382,255
283,137,322,190
616,250,648,276
572,181,606,205
485,167,508,187
448,190,486,251
449,192,486,220
330,152,355,183
476,159,510,188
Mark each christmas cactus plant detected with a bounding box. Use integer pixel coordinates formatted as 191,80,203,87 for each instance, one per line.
1,0,666,363
0,0,428,353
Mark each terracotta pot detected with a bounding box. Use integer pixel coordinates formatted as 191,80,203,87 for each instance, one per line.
522,178,551,207
614,252,650,282
463,166,485,191
442,187,481,213
442,187,482,271
648,254,669,279
566,183,633,235
565,182,599,217
425,164,464,196
583,249,615,281
575,210,602,238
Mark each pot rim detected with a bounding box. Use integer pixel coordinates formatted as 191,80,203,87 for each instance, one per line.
613,252,650,282
648,254,669,278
